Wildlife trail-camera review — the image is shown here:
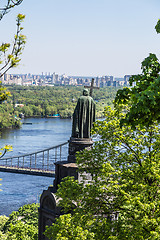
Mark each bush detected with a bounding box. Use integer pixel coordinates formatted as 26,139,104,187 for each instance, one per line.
0,203,39,240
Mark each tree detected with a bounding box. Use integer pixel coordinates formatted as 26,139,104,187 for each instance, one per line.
0,81,11,103
0,19,25,131
45,21,160,239
0,5,26,157
0,14,26,78
155,19,160,34
0,203,39,240
114,53,160,128
45,106,160,240
113,19,160,129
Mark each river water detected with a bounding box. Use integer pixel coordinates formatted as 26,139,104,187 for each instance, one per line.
0,118,72,216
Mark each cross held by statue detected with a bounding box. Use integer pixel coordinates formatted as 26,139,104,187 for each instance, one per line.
84,78,99,97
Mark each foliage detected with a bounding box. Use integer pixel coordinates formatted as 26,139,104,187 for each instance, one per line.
0,82,13,155
0,11,26,130
0,84,118,129
0,0,24,190
0,216,8,240
0,81,18,129
0,81,11,103
114,53,160,128
0,14,26,78
0,145,12,158
155,19,160,34
45,214,94,240
0,203,39,240
0,99,21,129
0,1,25,158
45,106,160,240
4,85,118,119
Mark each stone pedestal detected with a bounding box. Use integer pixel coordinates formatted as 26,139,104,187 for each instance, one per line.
53,137,93,189
38,186,62,240
38,137,93,239
53,161,78,189
68,137,93,163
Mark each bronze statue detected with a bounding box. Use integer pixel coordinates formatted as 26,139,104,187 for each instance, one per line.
72,89,96,138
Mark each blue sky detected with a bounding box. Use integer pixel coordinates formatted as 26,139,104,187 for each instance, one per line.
1,0,160,77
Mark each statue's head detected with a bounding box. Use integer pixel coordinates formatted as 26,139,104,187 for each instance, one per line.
83,89,89,96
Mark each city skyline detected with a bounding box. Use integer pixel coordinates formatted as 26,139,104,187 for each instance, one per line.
1,0,160,77
2,72,130,87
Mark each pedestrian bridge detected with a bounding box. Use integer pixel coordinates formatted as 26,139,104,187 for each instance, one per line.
0,142,69,177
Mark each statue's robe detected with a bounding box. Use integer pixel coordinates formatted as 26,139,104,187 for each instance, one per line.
72,95,96,138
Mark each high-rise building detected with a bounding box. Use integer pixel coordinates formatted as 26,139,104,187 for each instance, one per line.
105,75,114,86
124,75,131,85
52,72,55,84
55,74,59,84
95,76,100,87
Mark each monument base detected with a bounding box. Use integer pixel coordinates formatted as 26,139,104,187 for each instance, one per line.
39,137,93,239
68,137,93,163
54,137,93,189
53,161,78,189
38,186,62,240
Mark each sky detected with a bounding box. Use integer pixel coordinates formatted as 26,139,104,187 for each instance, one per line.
0,0,160,77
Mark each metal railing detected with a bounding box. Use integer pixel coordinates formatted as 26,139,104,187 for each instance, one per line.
0,142,68,174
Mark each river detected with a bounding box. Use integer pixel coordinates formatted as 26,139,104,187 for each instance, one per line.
0,118,72,216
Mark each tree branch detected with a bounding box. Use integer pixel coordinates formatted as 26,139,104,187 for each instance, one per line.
0,14,26,78
0,0,23,20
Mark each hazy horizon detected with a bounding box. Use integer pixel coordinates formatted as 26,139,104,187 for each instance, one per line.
1,0,160,77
